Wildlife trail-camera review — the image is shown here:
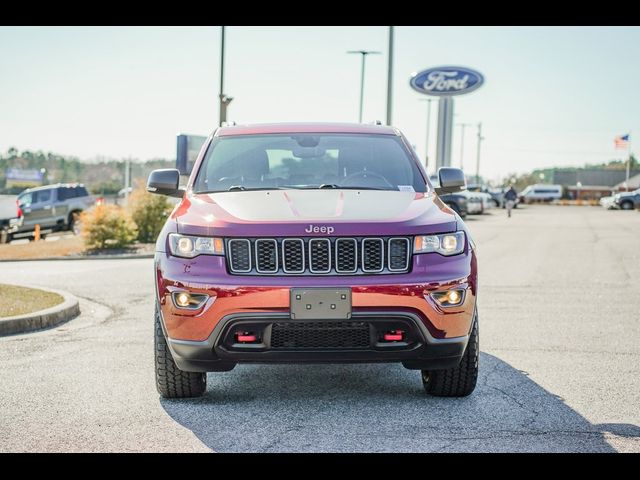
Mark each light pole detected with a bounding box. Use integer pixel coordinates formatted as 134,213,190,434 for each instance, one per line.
219,26,233,126
347,50,381,123
475,122,484,184
385,26,394,126
456,122,473,172
419,98,433,169
124,158,130,204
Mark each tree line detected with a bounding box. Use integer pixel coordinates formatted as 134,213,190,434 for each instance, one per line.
0,148,173,195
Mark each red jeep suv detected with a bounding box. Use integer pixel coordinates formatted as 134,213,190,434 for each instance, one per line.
148,123,478,398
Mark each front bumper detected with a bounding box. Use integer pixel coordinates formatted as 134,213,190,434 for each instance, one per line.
155,243,477,371
161,309,473,372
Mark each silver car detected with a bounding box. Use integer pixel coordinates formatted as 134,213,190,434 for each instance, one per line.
15,184,94,237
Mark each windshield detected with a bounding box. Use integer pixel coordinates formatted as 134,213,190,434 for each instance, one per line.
193,133,427,193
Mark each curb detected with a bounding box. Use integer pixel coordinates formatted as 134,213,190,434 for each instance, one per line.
0,253,154,263
0,286,80,336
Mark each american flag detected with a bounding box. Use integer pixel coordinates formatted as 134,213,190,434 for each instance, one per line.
614,134,630,150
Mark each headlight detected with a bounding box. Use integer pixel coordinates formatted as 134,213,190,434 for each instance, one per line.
414,232,465,256
169,233,224,258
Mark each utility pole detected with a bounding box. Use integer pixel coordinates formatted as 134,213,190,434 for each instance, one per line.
219,26,233,126
475,122,484,184
347,50,381,123
419,98,433,169
385,26,394,126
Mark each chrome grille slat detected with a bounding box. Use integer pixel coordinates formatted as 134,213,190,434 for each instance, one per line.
282,238,305,273
388,238,410,271
255,239,278,273
309,238,331,274
227,237,410,275
335,238,358,273
228,239,251,272
362,238,384,273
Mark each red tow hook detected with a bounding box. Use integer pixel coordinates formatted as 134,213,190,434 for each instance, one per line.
236,332,258,343
383,330,404,342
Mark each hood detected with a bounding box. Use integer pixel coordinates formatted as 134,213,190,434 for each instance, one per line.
173,190,458,237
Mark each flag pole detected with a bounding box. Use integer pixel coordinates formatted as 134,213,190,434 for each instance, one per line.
626,133,631,190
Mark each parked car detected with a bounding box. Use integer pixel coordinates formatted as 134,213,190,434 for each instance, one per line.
14,183,94,238
613,188,640,210
467,184,500,208
599,195,616,209
439,192,468,218
459,190,484,214
519,184,563,203
429,175,467,218
0,197,23,244
148,122,479,399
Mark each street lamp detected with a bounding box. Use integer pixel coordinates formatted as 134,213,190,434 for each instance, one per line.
219,26,233,126
386,26,394,126
347,50,381,123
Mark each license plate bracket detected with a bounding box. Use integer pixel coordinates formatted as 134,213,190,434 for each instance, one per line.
290,288,352,320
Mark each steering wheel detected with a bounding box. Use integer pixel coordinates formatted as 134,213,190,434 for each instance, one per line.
340,170,395,189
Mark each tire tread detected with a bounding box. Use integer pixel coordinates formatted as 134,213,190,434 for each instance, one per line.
155,307,206,398
423,315,479,397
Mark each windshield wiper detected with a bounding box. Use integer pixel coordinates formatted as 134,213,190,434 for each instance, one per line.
318,184,389,191
196,187,286,193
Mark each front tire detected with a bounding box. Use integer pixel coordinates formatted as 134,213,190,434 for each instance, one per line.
620,201,634,210
155,306,206,398
422,313,479,397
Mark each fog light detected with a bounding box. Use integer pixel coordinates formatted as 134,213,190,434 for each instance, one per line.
171,292,209,310
176,292,190,307
446,290,461,304
431,289,465,307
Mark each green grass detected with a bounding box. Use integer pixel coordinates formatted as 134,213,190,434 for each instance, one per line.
0,284,64,318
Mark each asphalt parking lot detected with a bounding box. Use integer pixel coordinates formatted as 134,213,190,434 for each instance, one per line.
0,205,638,452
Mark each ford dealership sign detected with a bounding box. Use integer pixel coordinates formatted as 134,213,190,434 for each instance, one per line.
410,66,484,96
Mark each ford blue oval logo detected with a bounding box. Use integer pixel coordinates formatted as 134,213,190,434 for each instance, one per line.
410,66,484,96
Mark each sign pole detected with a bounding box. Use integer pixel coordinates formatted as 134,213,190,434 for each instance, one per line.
425,98,432,169
435,97,454,171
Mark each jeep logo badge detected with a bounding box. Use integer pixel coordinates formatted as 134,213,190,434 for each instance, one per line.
305,224,335,235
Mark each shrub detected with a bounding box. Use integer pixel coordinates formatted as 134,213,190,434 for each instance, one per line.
129,183,172,243
81,204,137,250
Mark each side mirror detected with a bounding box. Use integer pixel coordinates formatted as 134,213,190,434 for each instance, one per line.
147,169,185,198
436,167,466,194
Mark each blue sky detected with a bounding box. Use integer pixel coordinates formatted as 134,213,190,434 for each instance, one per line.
0,26,638,181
